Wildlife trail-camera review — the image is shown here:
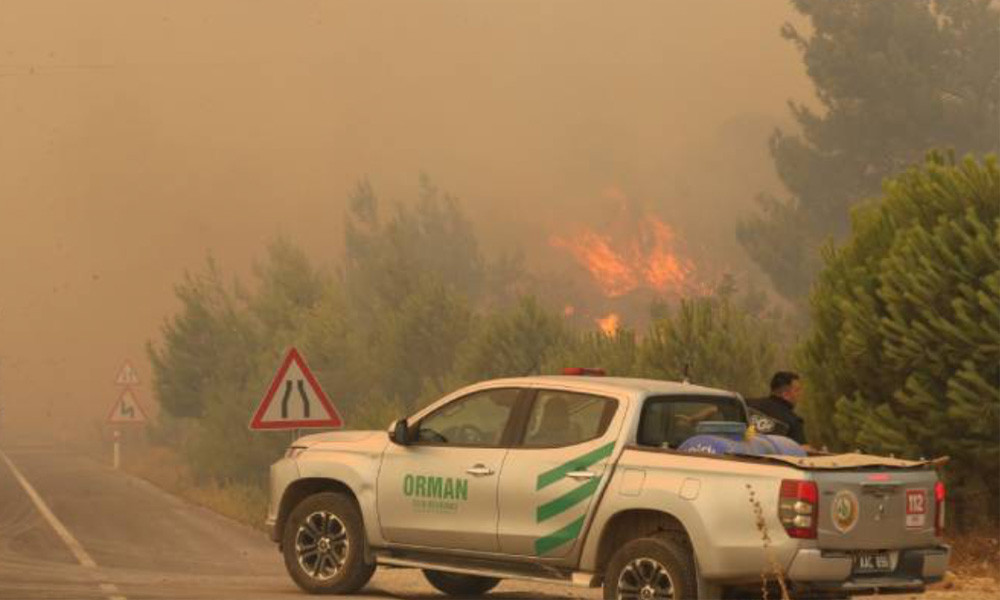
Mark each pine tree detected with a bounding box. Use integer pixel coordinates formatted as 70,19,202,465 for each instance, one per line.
799,152,999,528
457,296,570,383
542,329,639,378
342,175,486,320
638,294,778,397
148,256,254,418
148,241,329,482
739,0,999,300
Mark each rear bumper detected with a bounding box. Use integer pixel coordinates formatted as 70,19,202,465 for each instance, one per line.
787,545,949,595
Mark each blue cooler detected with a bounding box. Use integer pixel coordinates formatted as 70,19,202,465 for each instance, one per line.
678,421,806,457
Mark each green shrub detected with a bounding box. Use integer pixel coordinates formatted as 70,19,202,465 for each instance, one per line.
799,153,999,529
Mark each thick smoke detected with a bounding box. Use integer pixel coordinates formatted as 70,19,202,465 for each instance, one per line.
0,0,810,438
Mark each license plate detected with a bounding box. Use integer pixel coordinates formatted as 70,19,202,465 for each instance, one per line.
853,551,892,574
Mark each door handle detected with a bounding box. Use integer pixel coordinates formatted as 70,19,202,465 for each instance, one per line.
466,464,495,477
567,470,596,481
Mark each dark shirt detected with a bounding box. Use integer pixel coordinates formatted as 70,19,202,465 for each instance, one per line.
748,395,807,445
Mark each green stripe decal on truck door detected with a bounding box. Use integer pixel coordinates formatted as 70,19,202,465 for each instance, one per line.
534,515,586,556
535,442,615,491
536,477,600,522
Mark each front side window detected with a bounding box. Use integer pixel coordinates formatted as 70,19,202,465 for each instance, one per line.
522,390,616,447
638,395,746,448
415,388,520,447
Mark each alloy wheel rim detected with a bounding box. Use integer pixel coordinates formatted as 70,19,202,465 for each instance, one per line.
295,511,349,581
617,557,675,600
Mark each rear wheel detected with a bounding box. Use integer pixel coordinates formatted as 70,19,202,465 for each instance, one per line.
422,569,501,596
603,536,697,600
282,492,375,594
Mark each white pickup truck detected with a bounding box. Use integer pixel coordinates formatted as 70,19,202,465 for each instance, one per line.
266,375,949,599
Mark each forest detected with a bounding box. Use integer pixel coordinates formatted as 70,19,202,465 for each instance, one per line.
147,0,999,531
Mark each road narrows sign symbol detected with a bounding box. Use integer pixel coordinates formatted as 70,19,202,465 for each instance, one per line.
107,388,148,424
115,361,140,386
249,348,343,430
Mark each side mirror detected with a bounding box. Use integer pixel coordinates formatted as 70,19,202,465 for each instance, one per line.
389,418,411,446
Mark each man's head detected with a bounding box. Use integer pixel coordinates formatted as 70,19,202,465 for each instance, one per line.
770,371,802,404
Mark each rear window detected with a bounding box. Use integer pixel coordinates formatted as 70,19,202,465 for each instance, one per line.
637,394,746,448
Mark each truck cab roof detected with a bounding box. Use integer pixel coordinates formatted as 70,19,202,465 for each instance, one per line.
458,375,740,401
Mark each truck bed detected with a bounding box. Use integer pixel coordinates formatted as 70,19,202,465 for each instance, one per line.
625,445,944,552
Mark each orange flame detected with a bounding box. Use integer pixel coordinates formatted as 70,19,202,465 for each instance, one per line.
550,193,695,297
596,313,620,336
551,232,637,297
641,219,689,291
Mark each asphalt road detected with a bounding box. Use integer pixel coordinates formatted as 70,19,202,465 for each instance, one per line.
0,443,599,600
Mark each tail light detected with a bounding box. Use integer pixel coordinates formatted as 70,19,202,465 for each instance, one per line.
779,479,818,539
934,481,946,537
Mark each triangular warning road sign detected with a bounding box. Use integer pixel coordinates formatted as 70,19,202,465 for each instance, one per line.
107,388,148,424
249,348,344,430
115,360,140,386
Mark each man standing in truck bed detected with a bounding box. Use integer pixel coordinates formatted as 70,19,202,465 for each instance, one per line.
750,371,808,446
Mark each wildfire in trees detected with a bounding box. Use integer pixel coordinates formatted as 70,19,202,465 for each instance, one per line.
550,189,697,298
596,313,620,336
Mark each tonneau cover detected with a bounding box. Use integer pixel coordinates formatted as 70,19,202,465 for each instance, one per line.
627,445,947,470
752,452,947,470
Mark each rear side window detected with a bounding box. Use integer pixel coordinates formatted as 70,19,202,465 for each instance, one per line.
522,390,617,447
638,395,746,448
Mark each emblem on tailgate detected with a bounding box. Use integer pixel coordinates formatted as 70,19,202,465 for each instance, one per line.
832,490,860,533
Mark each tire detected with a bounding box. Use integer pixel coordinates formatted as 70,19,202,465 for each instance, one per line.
282,491,375,595
603,536,697,600
422,569,501,597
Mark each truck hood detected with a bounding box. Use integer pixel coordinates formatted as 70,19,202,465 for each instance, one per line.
293,430,382,447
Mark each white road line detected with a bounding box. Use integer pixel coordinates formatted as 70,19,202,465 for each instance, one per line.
0,450,127,600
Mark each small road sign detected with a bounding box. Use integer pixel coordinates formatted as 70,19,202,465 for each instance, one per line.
115,361,140,386
107,389,148,424
249,348,343,430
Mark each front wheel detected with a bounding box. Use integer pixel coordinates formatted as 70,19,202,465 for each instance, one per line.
603,536,697,600
282,492,375,594
422,569,501,596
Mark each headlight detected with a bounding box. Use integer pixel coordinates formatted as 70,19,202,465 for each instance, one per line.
285,446,308,459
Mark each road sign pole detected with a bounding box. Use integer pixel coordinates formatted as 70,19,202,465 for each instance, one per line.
113,430,121,469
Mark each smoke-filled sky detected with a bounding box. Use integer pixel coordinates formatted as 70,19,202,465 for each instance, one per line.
0,1,812,437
